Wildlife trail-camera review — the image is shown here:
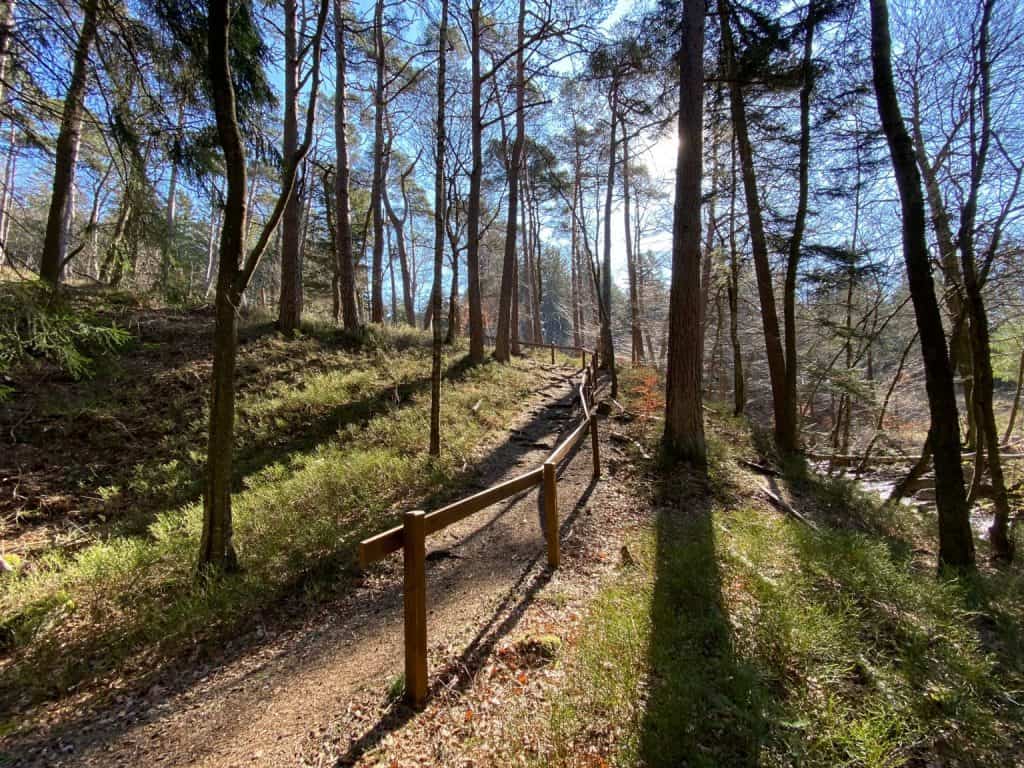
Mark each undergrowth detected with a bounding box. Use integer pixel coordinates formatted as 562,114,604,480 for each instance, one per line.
0,280,131,383
0,336,536,712
535,367,1024,767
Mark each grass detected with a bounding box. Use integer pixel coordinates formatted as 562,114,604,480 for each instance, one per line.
0,324,539,713
533,368,1024,767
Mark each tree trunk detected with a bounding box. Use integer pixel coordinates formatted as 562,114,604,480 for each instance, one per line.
334,0,359,329
663,0,706,462
429,0,448,456
782,3,815,452
0,0,15,111
204,200,222,297
955,0,1011,561
466,0,485,363
727,133,744,415
277,0,303,333
201,0,327,571
869,0,974,569
493,0,526,363
200,0,248,572
41,0,98,284
0,125,18,268
1003,343,1024,444
369,0,386,323
382,159,418,326
622,117,642,364
599,87,618,397
910,83,975,448
160,104,185,290
570,174,581,348
721,2,792,451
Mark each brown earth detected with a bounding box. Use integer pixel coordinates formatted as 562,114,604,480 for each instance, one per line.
5,355,648,768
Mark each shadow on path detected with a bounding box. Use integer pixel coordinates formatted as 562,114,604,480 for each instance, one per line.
4,363,587,766
332,475,599,767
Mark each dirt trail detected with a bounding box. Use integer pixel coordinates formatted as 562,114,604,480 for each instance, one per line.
8,365,630,768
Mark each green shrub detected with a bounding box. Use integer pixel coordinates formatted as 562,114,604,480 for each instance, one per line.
0,281,131,379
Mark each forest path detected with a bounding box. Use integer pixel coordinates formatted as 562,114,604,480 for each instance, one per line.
11,363,637,768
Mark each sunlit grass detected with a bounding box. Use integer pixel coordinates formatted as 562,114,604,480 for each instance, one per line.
534,380,1024,767
541,499,1023,767
0,336,535,708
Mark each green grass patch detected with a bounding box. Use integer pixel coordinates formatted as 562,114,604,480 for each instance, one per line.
537,405,1024,767
544,505,1024,767
0,343,536,710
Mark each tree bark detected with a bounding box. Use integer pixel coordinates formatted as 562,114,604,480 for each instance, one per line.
1003,343,1024,444
160,104,185,290
727,133,744,415
0,124,18,268
369,0,386,323
201,0,327,571
277,0,303,332
570,174,581,348
382,149,418,326
493,0,526,363
720,3,793,451
40,0,98,284
663,0,706,462
429,0,448,456
782,2,815,452
622,116,643,364
910,82,975,448
600,87,618,396
955,0,1012,560
466,0,485,363
334,0,359,329
869,0,974,569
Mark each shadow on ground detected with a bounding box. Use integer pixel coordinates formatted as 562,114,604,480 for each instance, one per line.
638,470,771,768
3,361,588,765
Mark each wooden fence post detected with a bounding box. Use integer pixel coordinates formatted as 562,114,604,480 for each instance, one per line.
581,349,586,368
403,510,428,708
590,415,601,478
551,343,555,364
542,461,559,568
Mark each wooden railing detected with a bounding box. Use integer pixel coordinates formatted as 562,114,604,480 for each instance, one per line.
358,349,601,707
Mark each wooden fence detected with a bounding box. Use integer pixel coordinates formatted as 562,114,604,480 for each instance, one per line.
358,349,601,707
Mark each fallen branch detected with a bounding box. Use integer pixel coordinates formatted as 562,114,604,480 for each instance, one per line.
738,458,781,477
760,486,818,530
609,430,651,460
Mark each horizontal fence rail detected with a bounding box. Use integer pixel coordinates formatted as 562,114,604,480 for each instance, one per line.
358,348,601,707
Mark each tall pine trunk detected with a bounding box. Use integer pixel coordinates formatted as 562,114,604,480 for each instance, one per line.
599,88,618,397
333,0,359,329
782,3,815,451
622,117,643,364
41,0,98,284
277,0,303,332
663,0,706,462
493,0,526,363
868,0,974,570
466,0,485,363
201,0,327,571
721,2,792,451
369,0,386,323
429,0,448,456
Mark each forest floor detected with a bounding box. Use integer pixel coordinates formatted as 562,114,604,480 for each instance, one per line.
0,290,608,765
3,293,1024,767
327,371,1024,768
